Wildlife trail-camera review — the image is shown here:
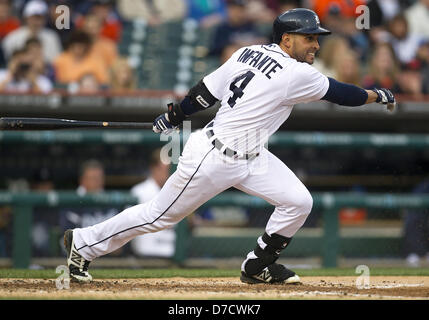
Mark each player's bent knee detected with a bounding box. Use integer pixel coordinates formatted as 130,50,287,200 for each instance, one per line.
287,190,313,216
300,191,313,215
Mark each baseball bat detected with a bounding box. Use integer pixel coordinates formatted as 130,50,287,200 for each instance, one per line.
0,117,154,130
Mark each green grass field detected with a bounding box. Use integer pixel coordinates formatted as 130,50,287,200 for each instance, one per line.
1,267,429,279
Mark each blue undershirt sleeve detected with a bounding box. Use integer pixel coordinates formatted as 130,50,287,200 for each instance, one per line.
322,77,368,106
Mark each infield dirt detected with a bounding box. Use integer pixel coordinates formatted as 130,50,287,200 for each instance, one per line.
1,276,429,299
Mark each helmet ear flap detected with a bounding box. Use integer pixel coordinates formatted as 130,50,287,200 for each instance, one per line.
273,33,281,44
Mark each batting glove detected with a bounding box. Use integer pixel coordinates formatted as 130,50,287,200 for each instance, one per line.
153,113,175,134
372,88,396,112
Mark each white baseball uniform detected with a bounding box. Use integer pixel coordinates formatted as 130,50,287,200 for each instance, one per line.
73,43,330,261
130,177,176,257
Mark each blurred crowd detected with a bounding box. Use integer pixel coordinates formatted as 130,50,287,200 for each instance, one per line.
0,0,428,97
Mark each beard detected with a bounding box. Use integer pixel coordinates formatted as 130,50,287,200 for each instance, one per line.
292,48,315,64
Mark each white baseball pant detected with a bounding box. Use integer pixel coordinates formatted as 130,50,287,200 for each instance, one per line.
73,129,313,261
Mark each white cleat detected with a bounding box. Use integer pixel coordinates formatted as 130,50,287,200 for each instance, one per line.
64,229,93,282
240,263,301,284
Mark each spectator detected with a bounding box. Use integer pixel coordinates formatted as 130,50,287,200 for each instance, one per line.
24,37,55,82
396,69,423,98
386,14,423,67
76,159,105,195
68,72,102,94
59,160,122,239
311,0,369,61
30,167,55,191
361,42,400,92
30,167,58,257
109,57,137,92
311,0,366,25
403,178,429,267
2,0,62,64
80,13,118,68
0,0,20,39
416,40,429,94
405,0,429,40
53,30,109,86
75,0,122,43
398,34,428,99
58,160,126,258
364,0,400,46
384,14,425,96
130,148,176,258
332,50,361,86
209,0,268,60
117,0,186,25
342,16,369,61
264,0,301,14
246,0,277,24
0,0,20,67
0,47,53,93
312,35,351,78
366,0,403,28
363,1,414,47
185,0,227,28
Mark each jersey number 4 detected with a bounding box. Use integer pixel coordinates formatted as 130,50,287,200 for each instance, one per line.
227,71,255,108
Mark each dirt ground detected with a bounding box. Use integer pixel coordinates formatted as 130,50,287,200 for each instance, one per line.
1,276,429,299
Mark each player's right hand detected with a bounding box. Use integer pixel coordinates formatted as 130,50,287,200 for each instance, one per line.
153,113,175,134
372,88,396,112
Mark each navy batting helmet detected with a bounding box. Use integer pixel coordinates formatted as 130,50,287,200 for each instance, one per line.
272,8,331,44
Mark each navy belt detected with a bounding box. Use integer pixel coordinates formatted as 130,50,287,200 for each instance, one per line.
205,123,259,160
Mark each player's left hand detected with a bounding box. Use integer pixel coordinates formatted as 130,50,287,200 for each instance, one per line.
153,113,176,134
372,88,396,112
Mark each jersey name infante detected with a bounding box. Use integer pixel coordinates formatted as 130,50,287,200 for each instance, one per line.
203,43,330,154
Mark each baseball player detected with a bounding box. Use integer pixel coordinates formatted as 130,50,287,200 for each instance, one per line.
64,8,396,283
